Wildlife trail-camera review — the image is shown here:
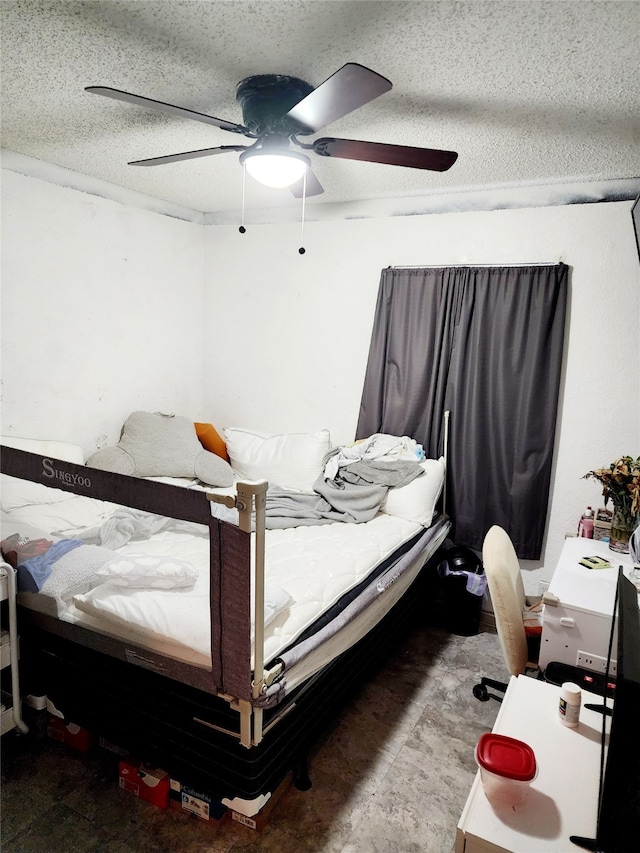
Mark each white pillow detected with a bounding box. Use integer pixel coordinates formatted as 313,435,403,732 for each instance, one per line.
1,436,84,463
1,436,85,511
224,428,331,492
380,457,445,527
95,554,289,628
96,554,198,590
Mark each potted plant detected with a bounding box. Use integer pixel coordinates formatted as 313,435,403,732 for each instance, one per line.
584,456,640,553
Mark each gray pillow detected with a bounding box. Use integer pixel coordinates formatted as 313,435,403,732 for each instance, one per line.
86,411,234,487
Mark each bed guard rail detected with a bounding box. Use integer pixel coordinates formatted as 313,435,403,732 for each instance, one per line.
0,444,272,748
206,480,272,747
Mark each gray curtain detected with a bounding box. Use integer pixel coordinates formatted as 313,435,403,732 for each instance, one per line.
356,264,568,559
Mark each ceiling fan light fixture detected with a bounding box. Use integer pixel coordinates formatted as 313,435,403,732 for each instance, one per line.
239,148,310,188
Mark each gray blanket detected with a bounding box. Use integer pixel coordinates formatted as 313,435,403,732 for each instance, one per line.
264,458,424,528
82,458,425,538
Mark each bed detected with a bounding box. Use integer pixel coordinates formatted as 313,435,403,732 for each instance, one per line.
0,422,450,817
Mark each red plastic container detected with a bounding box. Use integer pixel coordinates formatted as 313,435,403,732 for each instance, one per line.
475,733,537,804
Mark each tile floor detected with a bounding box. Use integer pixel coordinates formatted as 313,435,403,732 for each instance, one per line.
1,619,507,853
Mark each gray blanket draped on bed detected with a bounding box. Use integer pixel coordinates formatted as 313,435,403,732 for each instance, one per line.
264,455,423,528
78,456,425,542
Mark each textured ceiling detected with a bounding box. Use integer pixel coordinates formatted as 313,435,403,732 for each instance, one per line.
1,0,639,222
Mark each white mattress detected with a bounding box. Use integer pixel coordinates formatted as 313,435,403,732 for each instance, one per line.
70,513,426,667
4,489,430,669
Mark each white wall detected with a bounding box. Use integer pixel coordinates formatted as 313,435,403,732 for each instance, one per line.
0,171,205,457
1,167,638,583
204,202,640,581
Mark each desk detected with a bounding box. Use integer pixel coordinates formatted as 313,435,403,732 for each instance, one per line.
539,537,635,675
456,675,607,853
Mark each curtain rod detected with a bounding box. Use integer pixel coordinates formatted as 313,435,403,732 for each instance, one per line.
388,261,566,269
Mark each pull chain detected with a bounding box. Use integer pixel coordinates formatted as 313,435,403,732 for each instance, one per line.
239,164,247,234
299,171,306,254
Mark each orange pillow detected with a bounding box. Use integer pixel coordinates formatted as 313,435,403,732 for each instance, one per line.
194,422,229,462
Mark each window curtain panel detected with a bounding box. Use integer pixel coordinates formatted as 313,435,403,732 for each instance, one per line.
356,264,568,559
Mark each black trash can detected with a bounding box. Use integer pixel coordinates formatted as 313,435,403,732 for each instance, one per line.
436,545,486,636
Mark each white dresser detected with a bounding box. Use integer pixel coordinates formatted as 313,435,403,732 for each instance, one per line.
539,537,635,675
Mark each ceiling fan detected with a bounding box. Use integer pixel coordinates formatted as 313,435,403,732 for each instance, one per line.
86,62,458,197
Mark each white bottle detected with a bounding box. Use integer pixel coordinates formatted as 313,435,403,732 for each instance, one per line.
559,682,581,727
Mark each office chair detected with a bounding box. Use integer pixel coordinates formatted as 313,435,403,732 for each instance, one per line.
473,525,541,703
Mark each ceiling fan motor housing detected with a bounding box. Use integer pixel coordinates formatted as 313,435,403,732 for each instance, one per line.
236,75,314,137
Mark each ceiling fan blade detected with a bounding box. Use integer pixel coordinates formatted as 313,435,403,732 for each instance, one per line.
285,63,391,134
129,145,247,166
86,86,247,135
289,168,324,198
313,137,458,172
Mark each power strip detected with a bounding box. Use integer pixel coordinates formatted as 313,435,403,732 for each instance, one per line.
576,650,617,677
544,660,616,698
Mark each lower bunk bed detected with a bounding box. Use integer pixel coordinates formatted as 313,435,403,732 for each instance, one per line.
0,434,450,818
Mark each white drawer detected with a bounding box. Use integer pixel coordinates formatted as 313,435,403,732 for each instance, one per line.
1,630,13,669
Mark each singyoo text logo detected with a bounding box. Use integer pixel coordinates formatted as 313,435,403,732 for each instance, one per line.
41,458,91,488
